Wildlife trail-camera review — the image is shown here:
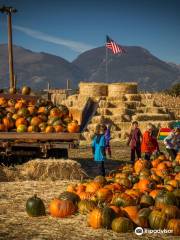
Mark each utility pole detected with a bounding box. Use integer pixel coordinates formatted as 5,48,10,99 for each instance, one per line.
0,6,17,90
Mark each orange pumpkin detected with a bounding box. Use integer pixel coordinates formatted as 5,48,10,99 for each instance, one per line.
78,192,95,201
15,101,26,110
49,199,76,218
134,159,149,174
15,117,27,128
86,182,101,193
45,126,54,133
96,188,113,203
50,107,62,117
138,179,152,192
67,121,80,133
30,117,42,127
149,189,160,199
2,117,14,130
122,206,139,224
0,124,6,132
66,184,77,193
0,97,7,106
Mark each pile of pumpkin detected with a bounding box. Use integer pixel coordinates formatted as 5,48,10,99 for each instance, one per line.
0,97,79,133
26,153,180,235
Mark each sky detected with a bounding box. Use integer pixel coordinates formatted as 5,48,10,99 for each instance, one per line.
0,0,180,63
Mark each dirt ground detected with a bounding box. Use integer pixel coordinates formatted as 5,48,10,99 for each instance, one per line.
0,143,178,240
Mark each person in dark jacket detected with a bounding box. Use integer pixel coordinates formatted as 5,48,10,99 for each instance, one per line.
104,124,112,158
92,124,106,176
127,121,142,163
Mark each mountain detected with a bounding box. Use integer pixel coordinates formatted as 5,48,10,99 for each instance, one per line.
0,44,179,91
73,46,180,91
0,44,84,89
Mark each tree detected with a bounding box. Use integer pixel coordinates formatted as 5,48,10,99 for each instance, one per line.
165,83,180,96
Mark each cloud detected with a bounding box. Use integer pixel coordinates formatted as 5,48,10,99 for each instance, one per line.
13,25,94,53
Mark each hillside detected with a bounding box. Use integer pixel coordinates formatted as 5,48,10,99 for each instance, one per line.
73,46,180,91
0,44,84,89
0,44,179,91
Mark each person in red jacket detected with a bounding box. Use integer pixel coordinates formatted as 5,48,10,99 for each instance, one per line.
141,123,159,161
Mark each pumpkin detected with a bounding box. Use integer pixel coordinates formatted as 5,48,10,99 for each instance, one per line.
8,99,16,107
167,219,180,236
76,184,86,195
86,182,101,193
28,125,39,132
28,106,37,115
149,189,160,199
104,183,125,192
26,194,45,217
151,158,161,168
137,208,151,228
175,153,180,164
122,206,139,224
0,97,7,106
161,205,179,219
109,205,123,216
0,124,6,131
140,194,154,208
66,184,77,193
15,117,27,128
49,199,76,218
54,125,64,133
111,193,137,207
59,191,80,205
138,179,154,192
78,200,96,214
139,168,151,179
67,121,80,133
134,159,149,174
45,126,54,133
17,108,29,117
30,117,42,127
15,101,26,110
167,180,179,188
155,190,177,209
58,104,69,117
96,188,113,203
22,86,31,95
87,207,116,229
2,117,14,130
94,175,107,186
39,122,47,132
114,178,132,189
50,107,62,117
148,210,168,229
111,217,134,233
17,124,27,133
78,192,95,201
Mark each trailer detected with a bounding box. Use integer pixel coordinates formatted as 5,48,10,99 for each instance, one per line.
0,93,98,163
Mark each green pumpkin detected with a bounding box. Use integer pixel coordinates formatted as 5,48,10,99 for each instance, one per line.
111,193,136,207
161,205,179,220
114,178,132,188
128,174,139,184
59,191,80,205
17,124,27,133
101,207,117,229
17,108,30,117
111,217,134,233
26,194,45,217
174,166,180,173
140,194,154,208
148,210,168,229
155,190,177,208
78,200,96,214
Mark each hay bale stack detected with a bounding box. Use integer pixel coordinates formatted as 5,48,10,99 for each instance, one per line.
0,166,17,182
79,82,108,97
19,159,87,181
125,94,141,101
108,82,137,97
132,113,172,121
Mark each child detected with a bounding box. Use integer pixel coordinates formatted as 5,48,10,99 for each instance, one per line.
104,124,112,158
141,123,159,161
127,121,142,163
164,127,180,160
92,124,106,176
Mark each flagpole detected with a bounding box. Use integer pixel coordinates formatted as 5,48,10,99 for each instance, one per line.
105,41,108,83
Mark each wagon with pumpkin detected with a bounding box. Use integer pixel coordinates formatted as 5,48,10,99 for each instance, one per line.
0,91,92,161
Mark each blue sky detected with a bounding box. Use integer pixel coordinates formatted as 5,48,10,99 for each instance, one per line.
0,0,180,63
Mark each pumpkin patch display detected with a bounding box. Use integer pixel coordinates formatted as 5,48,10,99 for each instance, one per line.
0,93,79,133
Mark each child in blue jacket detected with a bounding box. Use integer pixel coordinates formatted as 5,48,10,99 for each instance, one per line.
92,125,106,176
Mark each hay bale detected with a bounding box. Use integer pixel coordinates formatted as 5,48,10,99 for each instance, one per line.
79,82,108,97
0,165,17,182
108,82,138,96
132,113,172,121
125,94,141,101
19,159,87,181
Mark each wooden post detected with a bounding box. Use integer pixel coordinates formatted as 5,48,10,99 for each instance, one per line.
7,11,14,89
0,6,17,90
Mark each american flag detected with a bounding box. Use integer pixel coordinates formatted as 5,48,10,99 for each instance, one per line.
106,35,126,54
